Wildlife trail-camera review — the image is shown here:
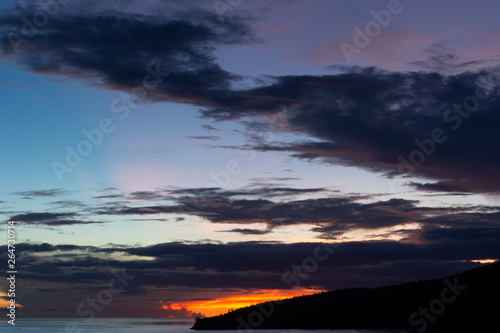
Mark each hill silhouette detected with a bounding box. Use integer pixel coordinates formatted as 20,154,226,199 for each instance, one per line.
192,262,500,331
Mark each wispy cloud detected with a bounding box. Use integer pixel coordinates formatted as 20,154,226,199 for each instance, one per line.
9,212,101,226
0,82,23,89
12,189,70,198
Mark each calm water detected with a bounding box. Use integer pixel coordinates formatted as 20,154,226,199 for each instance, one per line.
0,318,414,333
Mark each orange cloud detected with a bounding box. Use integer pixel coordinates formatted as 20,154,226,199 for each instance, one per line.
181,287,325,317
160,301,204,319
471,259,498,264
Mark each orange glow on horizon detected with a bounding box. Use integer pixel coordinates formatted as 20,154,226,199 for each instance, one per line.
179,287,325,317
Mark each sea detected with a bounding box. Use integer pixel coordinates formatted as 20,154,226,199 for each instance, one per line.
0,318,416,333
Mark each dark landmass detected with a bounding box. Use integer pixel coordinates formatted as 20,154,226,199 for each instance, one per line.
192,262,500,331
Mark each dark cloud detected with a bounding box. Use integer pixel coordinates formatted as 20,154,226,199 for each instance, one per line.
0,81,23,89
101,187,121,191
13,240,500,292
186,195,418,237
49,200,87,209
161,302,204,319
93,194,123,199
126,191,167,201
211,67,500,193
169,187,221,195
6,185,500,241
0,3,254,105
2,3,498,194
9,234,499,318
16,242,93,253
246,176,302,182
67,184,498,240
96,187,353,232
168,186,328,199
1,0,498,321
408,43,500,75
202,124,218,131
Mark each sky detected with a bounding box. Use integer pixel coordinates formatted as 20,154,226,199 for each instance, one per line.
0,0,500,320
